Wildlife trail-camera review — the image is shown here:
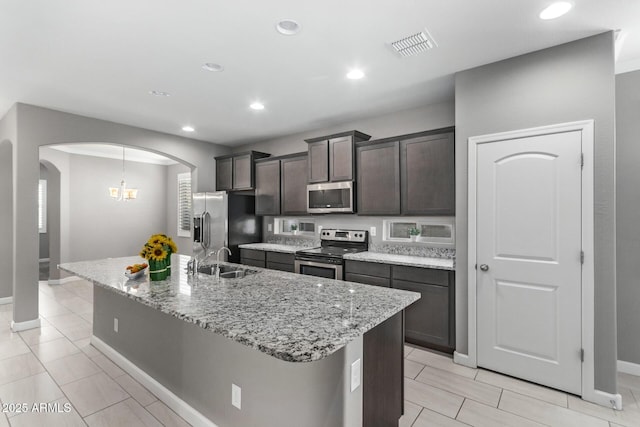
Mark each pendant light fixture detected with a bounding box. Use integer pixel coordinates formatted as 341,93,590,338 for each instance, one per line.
109,146,138,201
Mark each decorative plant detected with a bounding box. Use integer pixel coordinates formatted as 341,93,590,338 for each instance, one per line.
290,224,298,232
139,234,178,261
408,227,421,237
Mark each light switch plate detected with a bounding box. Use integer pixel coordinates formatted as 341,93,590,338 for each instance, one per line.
369,226,376,237
351,359,361,392
268,223,273,232
113,318,118,333
232,384,241,409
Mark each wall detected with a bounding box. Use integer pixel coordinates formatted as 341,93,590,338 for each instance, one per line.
233,101,454,156
8,103,230,324
0,140,12,298
455,33,616,392
616,69,640,366
166,163,193,257
38,164,49,260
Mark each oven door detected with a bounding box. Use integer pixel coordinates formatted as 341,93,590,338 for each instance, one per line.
295,259,343,280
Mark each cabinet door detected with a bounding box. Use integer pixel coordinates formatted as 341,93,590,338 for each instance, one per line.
392,279,451,350
356,141,400,215
281,156,308,215
233,154,253,190
255,160,280,215
401,132,455,215
215,158,233,191
329,136,354,182
307,140,329,183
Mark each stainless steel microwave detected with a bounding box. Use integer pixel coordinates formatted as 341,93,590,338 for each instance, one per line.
307,181,354,214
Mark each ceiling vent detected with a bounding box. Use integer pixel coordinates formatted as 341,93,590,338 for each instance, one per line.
390,29,437,57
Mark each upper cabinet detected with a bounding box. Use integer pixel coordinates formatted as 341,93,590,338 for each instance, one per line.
255,152,308,216
215,151,270,191
356,140,401,215
400,129,455,215
305,131,371,183
255,158,281,216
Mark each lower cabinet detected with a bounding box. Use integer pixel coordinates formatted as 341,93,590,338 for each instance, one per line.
345,260,455,353
240,249,295,272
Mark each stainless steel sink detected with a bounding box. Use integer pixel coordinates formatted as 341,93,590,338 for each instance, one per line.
197,264,257,279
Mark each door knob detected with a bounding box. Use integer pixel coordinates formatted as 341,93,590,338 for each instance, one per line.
479,264,489,271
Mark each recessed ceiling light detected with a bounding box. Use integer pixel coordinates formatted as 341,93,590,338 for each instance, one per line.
250,102,265,111
346,69,365,80
149,90,171,97
276,19,301,35
182,126,195,132
539,2,572,20
202,63,224,72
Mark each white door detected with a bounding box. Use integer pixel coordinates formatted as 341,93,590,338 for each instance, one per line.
476,130,582,394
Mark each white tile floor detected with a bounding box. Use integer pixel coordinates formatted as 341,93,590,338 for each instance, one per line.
0,279,638,426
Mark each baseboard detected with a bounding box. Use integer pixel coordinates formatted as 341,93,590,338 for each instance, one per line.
0,296,12,305
453,351,476,368
618,360,640,377
582,389,623,411
11,318,41,332
90,336,217,427
39,258,50,262
48,276,79,285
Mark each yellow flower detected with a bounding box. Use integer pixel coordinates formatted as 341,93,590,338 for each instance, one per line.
166,238,178,254
149,244,168,261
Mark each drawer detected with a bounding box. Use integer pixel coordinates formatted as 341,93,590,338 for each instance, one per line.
345,260,391,278
393,265,449,287
345,273,390,288
240,257,266,268
266,251,295,265
266,261,295,273
240,249,265,261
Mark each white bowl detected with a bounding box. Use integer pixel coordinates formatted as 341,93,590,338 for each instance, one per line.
125,267,147,280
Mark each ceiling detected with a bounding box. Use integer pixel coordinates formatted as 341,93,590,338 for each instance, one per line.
2,1,639,147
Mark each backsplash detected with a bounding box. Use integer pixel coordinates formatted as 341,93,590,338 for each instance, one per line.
266,235,320,248
369,243,455,259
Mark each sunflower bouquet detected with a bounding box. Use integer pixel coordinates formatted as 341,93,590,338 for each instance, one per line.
139,234,178,281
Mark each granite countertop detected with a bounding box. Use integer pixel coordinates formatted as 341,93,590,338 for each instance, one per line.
59,255,419,363
343,251,455,271
238,243,304,254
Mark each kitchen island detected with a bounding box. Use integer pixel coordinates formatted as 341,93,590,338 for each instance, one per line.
59,254,419,427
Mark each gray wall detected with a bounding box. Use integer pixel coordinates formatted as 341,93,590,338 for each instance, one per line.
166,163,193,257
8,103,230,323
616,69,640,366
38,164,49,260
455,32,616,392
94,285,363,427
0,140,12,298
233,101,454,156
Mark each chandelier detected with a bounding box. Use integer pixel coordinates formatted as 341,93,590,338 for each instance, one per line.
109,146,138,201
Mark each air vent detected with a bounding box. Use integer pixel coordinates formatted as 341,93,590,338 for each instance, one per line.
390,29,437,57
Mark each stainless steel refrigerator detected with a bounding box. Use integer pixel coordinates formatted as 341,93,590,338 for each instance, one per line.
192,192,261,264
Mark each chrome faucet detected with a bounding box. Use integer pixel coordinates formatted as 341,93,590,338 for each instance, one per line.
187,249,215,276
215,247,232,279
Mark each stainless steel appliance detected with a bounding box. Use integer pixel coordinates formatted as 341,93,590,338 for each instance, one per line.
295,229,368,280
192,192,262,264
306,181,355,214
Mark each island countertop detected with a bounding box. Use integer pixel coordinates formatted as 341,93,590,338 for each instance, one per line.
59,255,419,363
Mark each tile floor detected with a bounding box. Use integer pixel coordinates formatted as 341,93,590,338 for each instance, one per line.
0,278,638,426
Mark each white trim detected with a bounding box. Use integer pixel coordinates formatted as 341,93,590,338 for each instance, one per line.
453,351,475,368
39,258,50,262
91,335,217,427
467,120,597,402
618,360,640,377
48,276,80,285
11,318,41,332
0,297,12,305
588,390,622,411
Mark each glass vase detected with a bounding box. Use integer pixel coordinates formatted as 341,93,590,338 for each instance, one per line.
149,258,168,281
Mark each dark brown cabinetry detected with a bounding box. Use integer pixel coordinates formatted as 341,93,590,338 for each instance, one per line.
280,155,308,215
305,131,371,183
400,129,455,215
240,249,295,272
344,260,455,353
215,151,270,191
239,249,266,268
255,159,281,216
356,140,401,215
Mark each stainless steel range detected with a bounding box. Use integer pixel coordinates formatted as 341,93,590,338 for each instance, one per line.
295,229,368,280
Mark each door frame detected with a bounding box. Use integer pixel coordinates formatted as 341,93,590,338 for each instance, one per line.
464,120,609,406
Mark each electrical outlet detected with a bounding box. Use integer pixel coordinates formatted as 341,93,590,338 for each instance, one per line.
351,358,361,392
268,223,273,232
113,317,119,333
232,384,241,409
369,226,376,237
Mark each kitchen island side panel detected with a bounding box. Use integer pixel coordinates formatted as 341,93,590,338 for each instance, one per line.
93,285,363,427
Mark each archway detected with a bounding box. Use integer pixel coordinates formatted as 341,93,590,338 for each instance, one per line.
39,159,62,283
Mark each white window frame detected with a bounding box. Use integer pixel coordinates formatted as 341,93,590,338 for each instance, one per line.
382,217,455,247
177,172,192,238
38,179,47,234
273,217,316,236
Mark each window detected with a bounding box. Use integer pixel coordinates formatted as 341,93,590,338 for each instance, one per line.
383,217,455,247
177,173,192,237
38,179,47,233
274,218,316,235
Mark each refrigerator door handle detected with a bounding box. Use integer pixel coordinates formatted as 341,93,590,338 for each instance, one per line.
203,211,211,249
